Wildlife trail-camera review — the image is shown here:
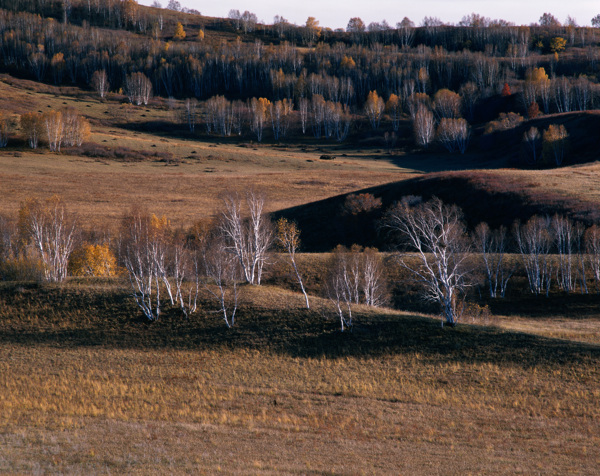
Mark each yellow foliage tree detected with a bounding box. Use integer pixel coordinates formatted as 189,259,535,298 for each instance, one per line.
364,90,385,129
173,22,186,40
197,29,205,41
526,67,548,83
543,124,568,166
549,37,567,54
340,55,356,69
69,243,118,277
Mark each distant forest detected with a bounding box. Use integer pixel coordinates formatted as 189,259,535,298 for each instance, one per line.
1,1,600,155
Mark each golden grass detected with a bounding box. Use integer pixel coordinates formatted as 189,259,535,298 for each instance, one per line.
493,316,600,345
1,74,600,473
0,76,418,229
0,282,599,474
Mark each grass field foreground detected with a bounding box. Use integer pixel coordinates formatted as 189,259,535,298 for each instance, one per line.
0,281,599,474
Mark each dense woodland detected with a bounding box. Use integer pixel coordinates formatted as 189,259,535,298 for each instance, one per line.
0,2,599,158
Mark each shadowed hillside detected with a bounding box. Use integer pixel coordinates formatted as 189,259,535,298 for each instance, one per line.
275,163,600,251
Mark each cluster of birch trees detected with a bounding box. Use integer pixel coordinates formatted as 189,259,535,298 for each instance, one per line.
19,108,90,151
385,197,600,326
2,7,600,123
6,193,600,329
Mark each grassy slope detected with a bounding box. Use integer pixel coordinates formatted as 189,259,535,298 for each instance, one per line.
0,281,598,474
0,19,600,470
0,76,415,228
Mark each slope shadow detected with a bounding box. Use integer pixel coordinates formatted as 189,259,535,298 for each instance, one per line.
1,283,598,369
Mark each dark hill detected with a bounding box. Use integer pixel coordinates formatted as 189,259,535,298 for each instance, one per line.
274,165,600,252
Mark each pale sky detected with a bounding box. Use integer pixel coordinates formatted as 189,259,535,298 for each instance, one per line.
139,0,599,29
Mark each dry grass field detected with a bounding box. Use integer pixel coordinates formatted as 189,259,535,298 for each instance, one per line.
0,75,413,229
0,75,504,231
0,281,599,474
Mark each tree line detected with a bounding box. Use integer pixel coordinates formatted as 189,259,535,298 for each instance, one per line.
1,7,600,110
3,193,600,329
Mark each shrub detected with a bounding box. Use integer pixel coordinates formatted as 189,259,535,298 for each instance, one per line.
484,112,524,134
69,243,118,277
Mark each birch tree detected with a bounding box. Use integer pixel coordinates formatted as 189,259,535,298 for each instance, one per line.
276,218,309,308
413,105,435,148
202,234,240,328
473,223,512,298
90,69,109,98
44,110,64,152
120,211,163,320
250,97,270,142
513,216,553,296
218,191,273,285
20,112,43,149
364,90,385,130
385,196,470,327
125,72,152,106
19,196,78,282
437,118,470,154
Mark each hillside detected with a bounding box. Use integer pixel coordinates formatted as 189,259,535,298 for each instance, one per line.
276,162,600,251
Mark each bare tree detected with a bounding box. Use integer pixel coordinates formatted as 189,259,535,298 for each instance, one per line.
362,247,387,307
44,110,64,152
20,196,78,282
459,82,479,122
513,216,553,296
270,99,293,140
184,98,198,132
552,214,576,293
385,196,470,327
298,97,309,134
90,70,109,99
523,126,541,164
20,112,43,149
276,218,310,308
437,118,470,154
219,191,273,285
585,225,600,292
125,72,152,106
62,108,90,147
202,234,240,328
474,223,512,298
120,211,163,320
413,105,435,148
326,246,357,331
397,17,415,47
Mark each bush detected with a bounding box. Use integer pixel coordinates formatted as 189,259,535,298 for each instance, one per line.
484,112,524,134
69,243,118,277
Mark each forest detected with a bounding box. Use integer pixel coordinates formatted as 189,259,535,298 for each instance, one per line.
0,2,599,158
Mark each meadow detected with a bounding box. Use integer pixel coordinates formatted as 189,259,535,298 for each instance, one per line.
0,281,599,474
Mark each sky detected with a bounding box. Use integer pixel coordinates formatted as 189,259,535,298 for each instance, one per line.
139,0,599,29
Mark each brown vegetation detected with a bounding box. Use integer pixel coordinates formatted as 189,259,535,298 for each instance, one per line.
0,281,599,473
